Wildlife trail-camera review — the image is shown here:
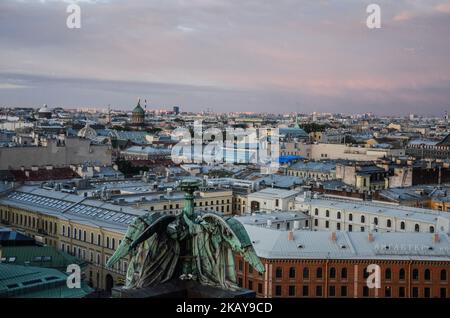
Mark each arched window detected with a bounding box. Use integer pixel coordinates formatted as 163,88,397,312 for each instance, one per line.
275,267,283,279
361,215,365,223
106,237,110,249
314,208,319,216
415,224,420,232
329,267,336,279
400,221,405,230
83,231,87,242
412,269,419,280
399,268,406,280
78,229,82,240
387,219,392,228
326,210,330,217
73,228,77,239
385,268,392,280
374,217,378,226
90,233,94,244
337,212,341,219
112,238,116,250
316,268,323,279
68,227,71,238
424,269,431,281
97,234,102,246
303,267,309,279
440,269,447,281
289,267,296,279
62,225,66,236
341,268,348,279
429,226,435,233
349,213,353,221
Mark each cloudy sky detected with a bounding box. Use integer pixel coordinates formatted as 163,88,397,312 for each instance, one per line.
1,0,450,115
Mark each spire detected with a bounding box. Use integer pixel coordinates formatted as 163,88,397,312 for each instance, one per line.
137,98,141,107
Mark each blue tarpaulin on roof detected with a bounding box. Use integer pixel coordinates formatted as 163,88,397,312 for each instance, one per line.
277,155,305,164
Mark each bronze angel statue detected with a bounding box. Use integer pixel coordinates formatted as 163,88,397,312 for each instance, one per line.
106,179,264,291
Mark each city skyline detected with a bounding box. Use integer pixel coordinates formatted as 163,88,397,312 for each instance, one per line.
1,0,450,115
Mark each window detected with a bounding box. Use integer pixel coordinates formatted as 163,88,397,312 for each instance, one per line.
349,214,353,221
303,267,310,279
314,208,319,216
361,215,365,223
275,267,283,279
316,286,322,297
424,288,430,298
302,285,309,296
341,286,347,297
341,268,348,279
98,234,101,246
275,285,282,297
337,223,341,231
326,210,330,217
400,221,405,230
412,269,419,281
257,283,263,294
248,280,253,290
387,219,392,228
329,267,336,279
374,217,378,225
385,268,392,280
415,224,420,232
440,269,447,281
399,268,406,280
337,211,341,219
385,286,391,297
325,221,329,229
78,229,82,241
91,233,94,244
83,231,87,242
348,225,353,232
289,267,296,279
74,228,77,239
314,219,318,227
429,226,435,233
68,227,71,237
288,285,296,297
316,268,323,279
363,286,369,297
238,260,243,271
440,288,447,298
275,199,279,207
399,287,405,298
329,286,336,297
62,225,66,236
106,237,110,249
424,269,431,281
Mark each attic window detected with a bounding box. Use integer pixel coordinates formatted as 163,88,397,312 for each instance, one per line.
8,257,16,263
340,245,347,249
297,244,304,249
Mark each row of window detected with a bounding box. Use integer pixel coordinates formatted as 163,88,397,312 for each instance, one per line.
269,266,448,282
61,225,120,250
0,210,58,235
268,284,447,298
61,243,128,273
313,209,431,232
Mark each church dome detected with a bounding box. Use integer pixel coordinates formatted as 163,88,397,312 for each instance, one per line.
38,104,52,114
78,123,97,139
132,100,145,115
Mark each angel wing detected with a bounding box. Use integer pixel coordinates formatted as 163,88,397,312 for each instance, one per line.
106,212,174,268
201,213,265,274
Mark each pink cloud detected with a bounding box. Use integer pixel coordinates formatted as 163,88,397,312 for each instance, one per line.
393,11,417,22
435,3,450,14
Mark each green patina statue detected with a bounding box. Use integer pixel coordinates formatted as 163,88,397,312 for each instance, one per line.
106,179,264,291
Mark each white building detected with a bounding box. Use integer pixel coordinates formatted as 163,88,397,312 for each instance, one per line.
246,188,300,213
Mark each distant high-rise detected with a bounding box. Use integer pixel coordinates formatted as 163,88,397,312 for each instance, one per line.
173,106,180,115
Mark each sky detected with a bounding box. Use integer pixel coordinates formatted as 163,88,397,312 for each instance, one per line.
0,0,450,115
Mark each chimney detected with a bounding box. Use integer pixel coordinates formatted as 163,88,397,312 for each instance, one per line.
330,231,337,241
288,231,294,241
368,232,374,242
433,233,440,243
